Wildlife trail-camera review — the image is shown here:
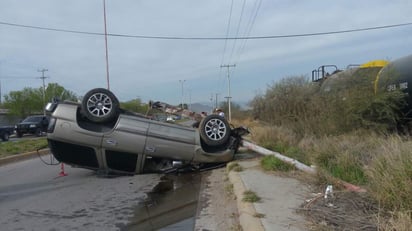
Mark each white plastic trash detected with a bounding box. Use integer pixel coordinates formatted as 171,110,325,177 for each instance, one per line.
324,185,333,199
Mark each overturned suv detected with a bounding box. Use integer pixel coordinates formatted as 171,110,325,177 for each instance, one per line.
46,88,248,174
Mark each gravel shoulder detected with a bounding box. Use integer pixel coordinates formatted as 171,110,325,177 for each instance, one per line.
195,167,241,231
195,158,311,231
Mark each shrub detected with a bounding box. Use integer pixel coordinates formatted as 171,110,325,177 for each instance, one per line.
250,74,406,136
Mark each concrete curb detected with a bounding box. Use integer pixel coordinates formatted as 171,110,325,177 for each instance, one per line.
227,163,265,231
0,149,50,166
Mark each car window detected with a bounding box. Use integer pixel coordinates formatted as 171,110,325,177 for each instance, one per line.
23,116,43,123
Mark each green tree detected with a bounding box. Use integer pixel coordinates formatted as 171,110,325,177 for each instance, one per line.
120,98,149,114
3,83,77,117
3,87,42,117
219,101,249,120
44,83,77,102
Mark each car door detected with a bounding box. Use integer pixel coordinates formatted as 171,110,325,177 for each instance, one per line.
47,104,105,170
101,115,149,173
144,120,196,161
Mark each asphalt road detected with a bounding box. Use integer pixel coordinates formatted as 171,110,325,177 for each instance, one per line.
0,156,161,230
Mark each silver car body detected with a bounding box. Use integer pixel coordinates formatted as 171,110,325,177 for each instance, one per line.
47,102,237,174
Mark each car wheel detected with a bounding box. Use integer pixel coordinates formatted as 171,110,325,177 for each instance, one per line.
16,132,23,138
81,88,120,123
1,132,9,141
199,114,231,146
35,128,42,137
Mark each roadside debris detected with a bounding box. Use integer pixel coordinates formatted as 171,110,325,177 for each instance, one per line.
240,140,367,193
241,140,316,174
299,191,379,231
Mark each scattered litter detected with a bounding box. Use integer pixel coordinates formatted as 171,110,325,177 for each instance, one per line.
324,185,333,199
299,191,379,230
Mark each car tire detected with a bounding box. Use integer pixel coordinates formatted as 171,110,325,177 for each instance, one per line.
35,128,42,137
81,88,120,123
16,132,23,138
1,132,9,141
199,114,231,146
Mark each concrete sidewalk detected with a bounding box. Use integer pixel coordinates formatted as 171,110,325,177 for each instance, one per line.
228,159,310,231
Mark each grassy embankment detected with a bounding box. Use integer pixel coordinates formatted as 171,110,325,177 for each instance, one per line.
0,137,48,159
232,68,412,229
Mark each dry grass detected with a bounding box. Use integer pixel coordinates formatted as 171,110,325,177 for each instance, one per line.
300,191,379,231
244,121,412,229
242,73,412,228
378,211,412,231
367,136,412,211
227,162,244,172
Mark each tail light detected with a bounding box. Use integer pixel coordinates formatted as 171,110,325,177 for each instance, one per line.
45,102,57,112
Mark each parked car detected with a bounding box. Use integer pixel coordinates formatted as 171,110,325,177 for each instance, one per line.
15,115,49,137
0,125,14,141
46,88,248,175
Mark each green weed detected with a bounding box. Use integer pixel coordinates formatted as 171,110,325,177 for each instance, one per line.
253,213,265,218
242,190,261,203
261,155,295,172
227,162,243,172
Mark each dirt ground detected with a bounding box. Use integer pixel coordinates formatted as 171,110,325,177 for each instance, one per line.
195,162,382,231
195,168,241,231
299,189,380,231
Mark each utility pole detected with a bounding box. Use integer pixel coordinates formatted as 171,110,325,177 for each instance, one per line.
38,68,49,115
0,62,2,104
210,94,214,112
188,89,192,111
220,64,235,121
103,0,110,90
215,93,219,109
179,80,186,109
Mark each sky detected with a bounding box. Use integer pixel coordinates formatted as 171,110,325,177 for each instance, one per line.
0,0,411,106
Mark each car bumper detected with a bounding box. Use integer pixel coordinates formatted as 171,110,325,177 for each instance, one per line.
16,128,36,134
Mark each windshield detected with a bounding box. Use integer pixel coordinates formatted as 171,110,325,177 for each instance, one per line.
23,116,43,123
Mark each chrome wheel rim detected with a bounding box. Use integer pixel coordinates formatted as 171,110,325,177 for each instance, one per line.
86,92,113,117
204,118,227,141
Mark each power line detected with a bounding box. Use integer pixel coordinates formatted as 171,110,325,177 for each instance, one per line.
228,0,262,85
233,0,262,66
227,0,247,64
0,76,40,79
219,0,235,67
1,20,411,40
217,0,235,101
